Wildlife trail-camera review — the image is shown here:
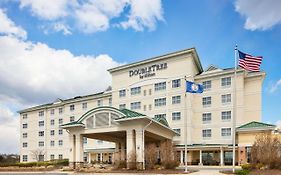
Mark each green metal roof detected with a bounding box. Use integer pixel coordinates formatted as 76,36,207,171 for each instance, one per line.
237,121,276,130
153,115,169,127
118,108,146,118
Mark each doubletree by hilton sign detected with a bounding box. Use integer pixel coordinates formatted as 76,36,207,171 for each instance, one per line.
129,63,168,79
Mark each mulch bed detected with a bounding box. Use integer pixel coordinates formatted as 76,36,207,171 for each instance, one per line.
0,166,55,171
78,168,195,174
249,169,281,175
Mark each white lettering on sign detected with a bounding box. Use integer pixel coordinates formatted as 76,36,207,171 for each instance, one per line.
129,63,168,79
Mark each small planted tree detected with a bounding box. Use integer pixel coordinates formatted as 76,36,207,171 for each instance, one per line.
251,133,281,169
159,140,179,169
145,143,157,169
30,149,46,162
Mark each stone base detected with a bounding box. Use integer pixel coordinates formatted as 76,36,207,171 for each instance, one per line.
136,162,144,170
198,163,203,166
69,162,84,169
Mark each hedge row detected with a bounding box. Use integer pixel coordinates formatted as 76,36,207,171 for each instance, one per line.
0,159,69,167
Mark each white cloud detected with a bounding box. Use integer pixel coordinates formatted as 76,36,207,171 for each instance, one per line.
120,0,164,31
0,8,27,39
16,0,164,34
276,120,281,128
235,0,281,31
42,22,72,35
270,79,281,93
0,103,19,154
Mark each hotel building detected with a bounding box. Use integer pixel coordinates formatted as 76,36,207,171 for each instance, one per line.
19,48,276,168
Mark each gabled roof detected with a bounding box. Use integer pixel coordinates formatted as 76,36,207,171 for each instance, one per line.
237,121,276,131
153,115,169,127
205,65,221,72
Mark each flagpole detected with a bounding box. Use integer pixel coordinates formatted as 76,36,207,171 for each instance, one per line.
184,76,188,173
232,44,238,173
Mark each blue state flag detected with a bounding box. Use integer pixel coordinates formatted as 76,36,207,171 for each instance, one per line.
186,81,203,93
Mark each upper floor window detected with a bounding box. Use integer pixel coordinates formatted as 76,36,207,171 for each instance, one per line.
202,113,211,123
202,97,211,107
154,82,166,91
22,133,27,138
38,141,44,147
50,119,55,126
222,111,231,121
70,104,75,111
221,77,231,87
130,102,141,110
154,114,166,119
172,112,181,121
50,140,55,147
172,79,181,88
119,89,126,97
70,116,75,122
38,111,44,117
154,98,166,107
82,102,87,110
50,109,55,115
131,87,141,95
38,131,44,137
38,121,44,127
172,95,181,104
143,90,147,96
22,114,27,119
119,104,126,109
58,108,63,114
58,129,63,135
22,142,28,148
221,94,231,104
202,80,211,90
109,98,112,106
221,128,231,137
22,123,28,129
59,118,63,125
58,140,63,146
173,128,181,136
50,130,55,136
97,99,103,107
202,129,212,138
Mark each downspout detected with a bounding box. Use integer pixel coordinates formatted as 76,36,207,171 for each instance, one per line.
142,120,153,170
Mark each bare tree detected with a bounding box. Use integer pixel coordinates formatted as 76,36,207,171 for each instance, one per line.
30,149,46,162
159,140,179,169
145,143,157,169
127,151,136,169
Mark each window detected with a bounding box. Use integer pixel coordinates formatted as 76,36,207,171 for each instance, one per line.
119,89,126,97
50,130,55,136
221,128,231,137
154,114,166,119
221,77,231,87
143,105,146,111
59,118,63,125
22,155,28,162
70,104,75,111
119,104,126,109
58,129,63,135
173,129,181,136
222,111,231,121
58,108,63,114
130,102,141,110
70,116,75,122
172,79,181,88
202,129,212,138
50,109,55,115
109,98,112,106
172,112,181,121
202,80,211,90
22,114,27,119
97,99,103,107
149,104,152,110
202,113,212,123
23,133,27,138
143,90,146,96
131,87,141,95
82,102,87,110
50,119,55,126
149,89,152,95
38,131,44,137
202,97,211,107
50,154,55,160
38,121,44,127
38,111,44,117
23,123,28,129
154,82,166,91
222,94,231,104
38,141,44,147
58,154,63,160
172,95,181,104
38,155,44,162
154,98,166,107
50,140,55,147
58,140,63,146
23,142,28,148
83,137,87,144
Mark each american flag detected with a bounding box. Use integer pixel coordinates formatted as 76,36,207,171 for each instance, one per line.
238,50,262,72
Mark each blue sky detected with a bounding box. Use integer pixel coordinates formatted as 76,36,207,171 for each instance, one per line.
0,0,281,153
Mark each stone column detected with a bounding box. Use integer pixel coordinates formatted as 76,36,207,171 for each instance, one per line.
101,153,103,162
220,147,224,166
199,150,203,166
126,129,136,169
69,134,75,169
180,150,184,165
75,134,84,168
120,142,126,161
135,129,144,170
88,152,91,164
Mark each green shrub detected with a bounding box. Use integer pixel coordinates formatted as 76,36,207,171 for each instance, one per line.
162,160,179,169
235,169,250,175
241,164,252,170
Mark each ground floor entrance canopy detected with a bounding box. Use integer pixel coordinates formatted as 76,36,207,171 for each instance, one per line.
61,106,177,169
